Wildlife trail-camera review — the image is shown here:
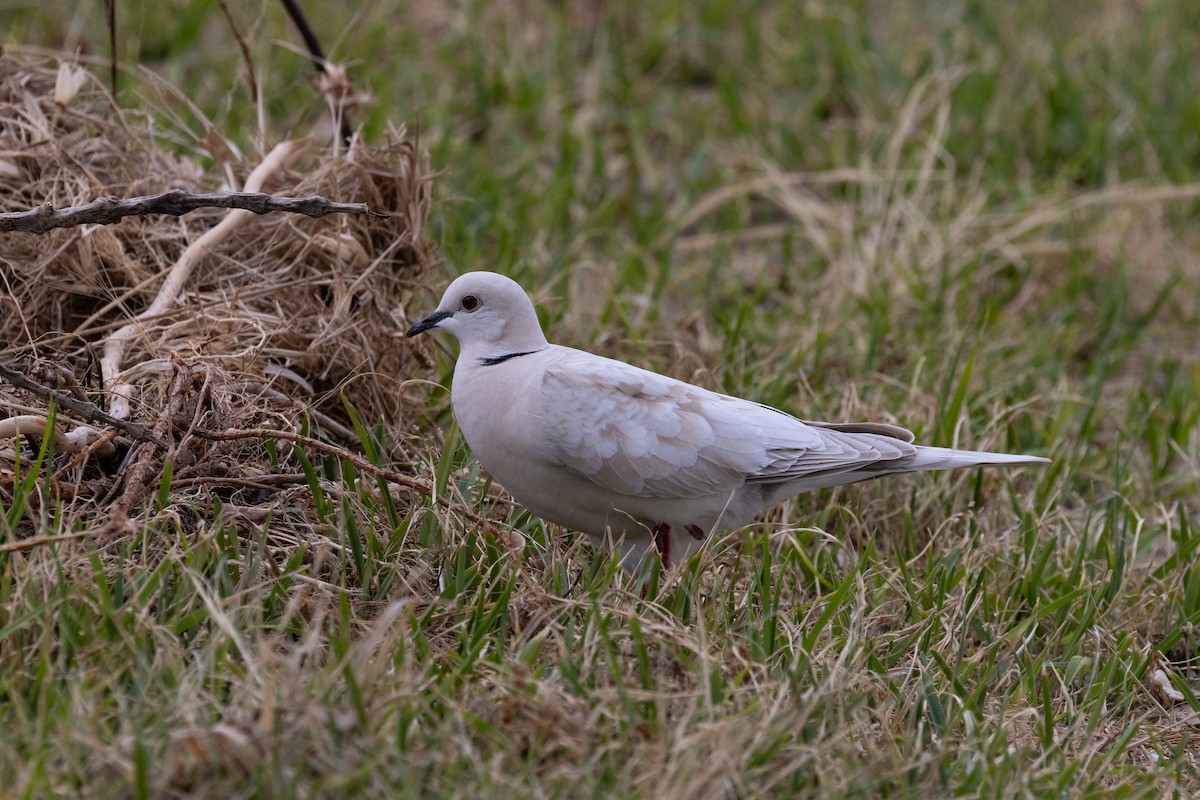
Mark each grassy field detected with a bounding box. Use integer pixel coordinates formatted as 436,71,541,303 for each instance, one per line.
4,0,1200,796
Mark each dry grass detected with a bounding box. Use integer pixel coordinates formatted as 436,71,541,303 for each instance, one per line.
0,49,434,547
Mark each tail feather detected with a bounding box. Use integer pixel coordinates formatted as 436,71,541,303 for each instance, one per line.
760,432,1049,502
903,445,1050,472
762,442,1048,498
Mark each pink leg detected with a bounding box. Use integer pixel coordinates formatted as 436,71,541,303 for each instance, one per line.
684,524,704,541
652,522,671,568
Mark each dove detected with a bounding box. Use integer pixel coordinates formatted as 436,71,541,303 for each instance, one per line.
407,271,1048,572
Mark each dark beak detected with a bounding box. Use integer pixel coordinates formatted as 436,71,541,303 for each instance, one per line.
406,309,452,337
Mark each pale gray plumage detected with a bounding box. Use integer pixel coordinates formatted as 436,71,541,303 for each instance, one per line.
407,271,1048,572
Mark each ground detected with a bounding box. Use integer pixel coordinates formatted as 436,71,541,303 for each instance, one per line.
3,1,1200,797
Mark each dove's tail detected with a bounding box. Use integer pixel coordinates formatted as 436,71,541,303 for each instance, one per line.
903,446,1050,472
803,420,1049,475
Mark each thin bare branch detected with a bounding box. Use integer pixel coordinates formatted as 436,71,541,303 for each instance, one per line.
215,0,260,108
0,188,383,234
0,361,168,449
105,0,116,96
279,0,355,147
0,528,100,554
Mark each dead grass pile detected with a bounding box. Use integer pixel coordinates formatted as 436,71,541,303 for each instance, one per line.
0,50,434,539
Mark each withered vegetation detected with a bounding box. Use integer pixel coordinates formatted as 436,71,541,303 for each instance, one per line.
0,50,434,542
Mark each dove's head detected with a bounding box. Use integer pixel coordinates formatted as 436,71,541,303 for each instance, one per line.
406,271,549,354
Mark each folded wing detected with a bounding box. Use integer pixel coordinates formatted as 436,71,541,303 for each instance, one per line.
539,351,921,499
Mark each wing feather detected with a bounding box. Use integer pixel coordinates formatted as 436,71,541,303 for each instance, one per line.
538,349,920,499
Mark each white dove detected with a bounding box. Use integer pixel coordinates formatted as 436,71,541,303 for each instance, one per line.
407,272,1048,572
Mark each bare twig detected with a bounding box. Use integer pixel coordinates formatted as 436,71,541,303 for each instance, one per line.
0,415,115,458
105,0,116,96
215,0,260,109
0,529,100,554
0,188,381,234
279,0,327,75
0,361,167,449
278,0,354,147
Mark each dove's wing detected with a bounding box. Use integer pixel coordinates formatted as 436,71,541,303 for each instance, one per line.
539,350,919,499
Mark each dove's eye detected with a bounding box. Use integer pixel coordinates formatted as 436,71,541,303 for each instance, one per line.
461,295,479,312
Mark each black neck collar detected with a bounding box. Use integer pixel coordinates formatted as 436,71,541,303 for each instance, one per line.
478,349,541,366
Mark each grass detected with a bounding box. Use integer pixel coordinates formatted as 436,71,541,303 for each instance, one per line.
3,0,1200,796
